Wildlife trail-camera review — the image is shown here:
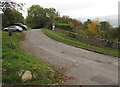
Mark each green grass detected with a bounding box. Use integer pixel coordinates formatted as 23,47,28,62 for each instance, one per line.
2,31,64,85
42,29,119,57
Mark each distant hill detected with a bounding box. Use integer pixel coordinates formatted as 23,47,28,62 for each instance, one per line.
77,15,118,28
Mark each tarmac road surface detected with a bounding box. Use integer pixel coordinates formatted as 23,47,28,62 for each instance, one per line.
20,29,118,85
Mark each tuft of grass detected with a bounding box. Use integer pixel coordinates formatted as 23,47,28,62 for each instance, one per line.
2,31,64,85
42,29,119,57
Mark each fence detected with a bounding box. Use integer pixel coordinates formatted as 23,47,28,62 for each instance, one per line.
55,28,120,49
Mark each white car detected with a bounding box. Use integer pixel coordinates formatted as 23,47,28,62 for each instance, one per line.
13,23,28,30
3,25,23,32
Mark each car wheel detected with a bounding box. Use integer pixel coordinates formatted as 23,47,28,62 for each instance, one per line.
4,29,8,31
16,29,20,32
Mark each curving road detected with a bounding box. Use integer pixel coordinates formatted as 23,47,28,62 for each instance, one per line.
20,29,118,85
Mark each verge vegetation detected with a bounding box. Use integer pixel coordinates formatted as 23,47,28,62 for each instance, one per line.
42,29,119,57
2,31,64,85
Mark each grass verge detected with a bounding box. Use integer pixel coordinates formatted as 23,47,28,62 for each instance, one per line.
2,31,64,85
42,29,119,57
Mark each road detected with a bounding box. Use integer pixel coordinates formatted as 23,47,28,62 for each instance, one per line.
20,29,118,85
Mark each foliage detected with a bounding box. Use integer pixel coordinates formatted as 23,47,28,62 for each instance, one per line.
55,16,83,32
55,23,71,30
55,16,70,24
103,26,120,41
115,26,120,41
1,0,25,28
44,8,59,29
26,5,46,28
55,16,118,42
0,0,24,11
26,5,59,29
88,19,101,37
100,21,113,30
68,19,83,32
82,19,92,30
2,8,24,28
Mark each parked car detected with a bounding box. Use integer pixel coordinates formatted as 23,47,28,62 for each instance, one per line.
12,23,28,30
3,25,23,32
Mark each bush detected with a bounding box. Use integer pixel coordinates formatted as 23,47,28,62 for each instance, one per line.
55,23,71,31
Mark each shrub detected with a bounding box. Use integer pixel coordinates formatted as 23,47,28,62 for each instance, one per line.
55,23,72,31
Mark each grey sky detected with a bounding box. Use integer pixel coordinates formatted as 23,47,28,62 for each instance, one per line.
12,0,119,18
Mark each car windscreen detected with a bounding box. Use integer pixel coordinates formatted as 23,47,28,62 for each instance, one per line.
9,26,17,28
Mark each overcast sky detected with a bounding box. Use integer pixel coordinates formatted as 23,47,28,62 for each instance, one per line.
12,0,119,18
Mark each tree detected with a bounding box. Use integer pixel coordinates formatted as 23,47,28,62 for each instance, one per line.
55,16,83,32
26,5,47,28
1,0,25,28
100,21,113,30
104,26,120,41
26,5,59,29
88,19,101,37
44,8,59,29
82,19,92,30
2,8,24,28
55,16,70,24
68,19,82,32
0,0,24,11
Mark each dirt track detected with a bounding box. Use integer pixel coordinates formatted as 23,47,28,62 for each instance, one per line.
20,29,118,85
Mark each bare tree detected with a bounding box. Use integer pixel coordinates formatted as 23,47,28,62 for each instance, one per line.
0,0,24,11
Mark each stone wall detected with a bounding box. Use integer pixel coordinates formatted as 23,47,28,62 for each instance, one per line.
55,28,120,49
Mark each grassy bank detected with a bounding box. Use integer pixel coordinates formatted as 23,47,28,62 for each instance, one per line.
2,31,64,85
0,30,2,57
42,29,119,57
